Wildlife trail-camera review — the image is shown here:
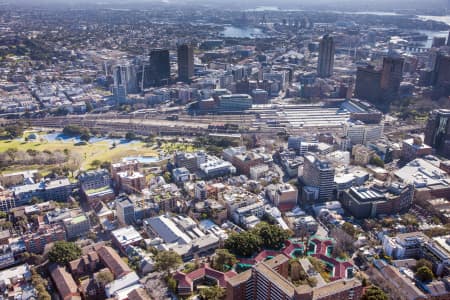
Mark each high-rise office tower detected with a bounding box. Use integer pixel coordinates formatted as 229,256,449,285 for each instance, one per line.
317,34,335,78
354,65,382,103
425,109,450,158
124,64,138,93
302,153,335,202
354,56,403,110
432,52,450,87
112,65,127,104
380,56,404,100
149,49,170,86
177,44,194,83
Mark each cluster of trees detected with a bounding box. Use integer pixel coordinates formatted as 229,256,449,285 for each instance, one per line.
31,269,51,300
90,159,111,170
289,259,317,287
194,136,239,156
414,259,434,282
0,122,26,139
153,250,183,294
308,257,330,282
424,223,450,237
211,249,237,272
361,285,388,300
330,227,356,259
48,241,82,265
198,285,225,300
62,125,92,141
0,148,70,168
95,270,114,286
224,222,291,257
370,155,385,168
154,250,182,275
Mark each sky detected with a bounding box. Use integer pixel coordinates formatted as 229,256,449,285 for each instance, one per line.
6,0,450,11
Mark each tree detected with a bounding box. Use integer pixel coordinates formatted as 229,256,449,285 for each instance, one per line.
416,266,433,282
96,270,114,286
80,132,91,142
224,231,261,257
90,159,102,168
330,227,355,258
166,275,177,292
100,161,112,170
199,285,225,300
370,155,385,168
63,125,90,137
341,222,357,237
212,249,237,272
31,269,51,300
289,260,306,281
125,132,137,140
183,262,197,273
415,259,433,272
87,231,97,241
48,241,82,265
361,285,388,300
163,171,172,183
254,222,290,250
155,250,182,276
362,277,368,287
3,123,25,139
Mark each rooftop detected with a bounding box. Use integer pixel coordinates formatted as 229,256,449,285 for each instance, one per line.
111,226,143,246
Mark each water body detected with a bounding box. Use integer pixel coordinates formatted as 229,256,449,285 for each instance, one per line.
246,6,280,12
417,30,449,48
221,26,266,38
43,133,136,146
123,156,159,164
417,15,450,26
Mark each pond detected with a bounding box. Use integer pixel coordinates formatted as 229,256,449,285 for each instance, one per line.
42,133,136,145
123,156,160,164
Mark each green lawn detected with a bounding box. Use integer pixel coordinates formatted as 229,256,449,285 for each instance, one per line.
0,138,157,172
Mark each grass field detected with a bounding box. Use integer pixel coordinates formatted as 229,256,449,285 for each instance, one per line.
0,138,158,172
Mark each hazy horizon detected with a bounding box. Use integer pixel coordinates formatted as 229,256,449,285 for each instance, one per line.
4,0,450,11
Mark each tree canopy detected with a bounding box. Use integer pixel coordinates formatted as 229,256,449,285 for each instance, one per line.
212,249,237,272
155,250,182,275
254,222,290,250
361,285,388,300
62,125,90,137
415,259,433,272
224,222,291,257
224,231,261,258
198,285,225,300
416,266,433,282
48,241,82,265
125,132,137,140
96,270,114,286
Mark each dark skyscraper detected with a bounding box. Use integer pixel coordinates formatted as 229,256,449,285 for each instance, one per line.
317,34,335,78
425,109,450,158
354,65,382,103
149,49,170,86
177,44,194,83
432,52,450,87
380,56,404,100
354,56,404,111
